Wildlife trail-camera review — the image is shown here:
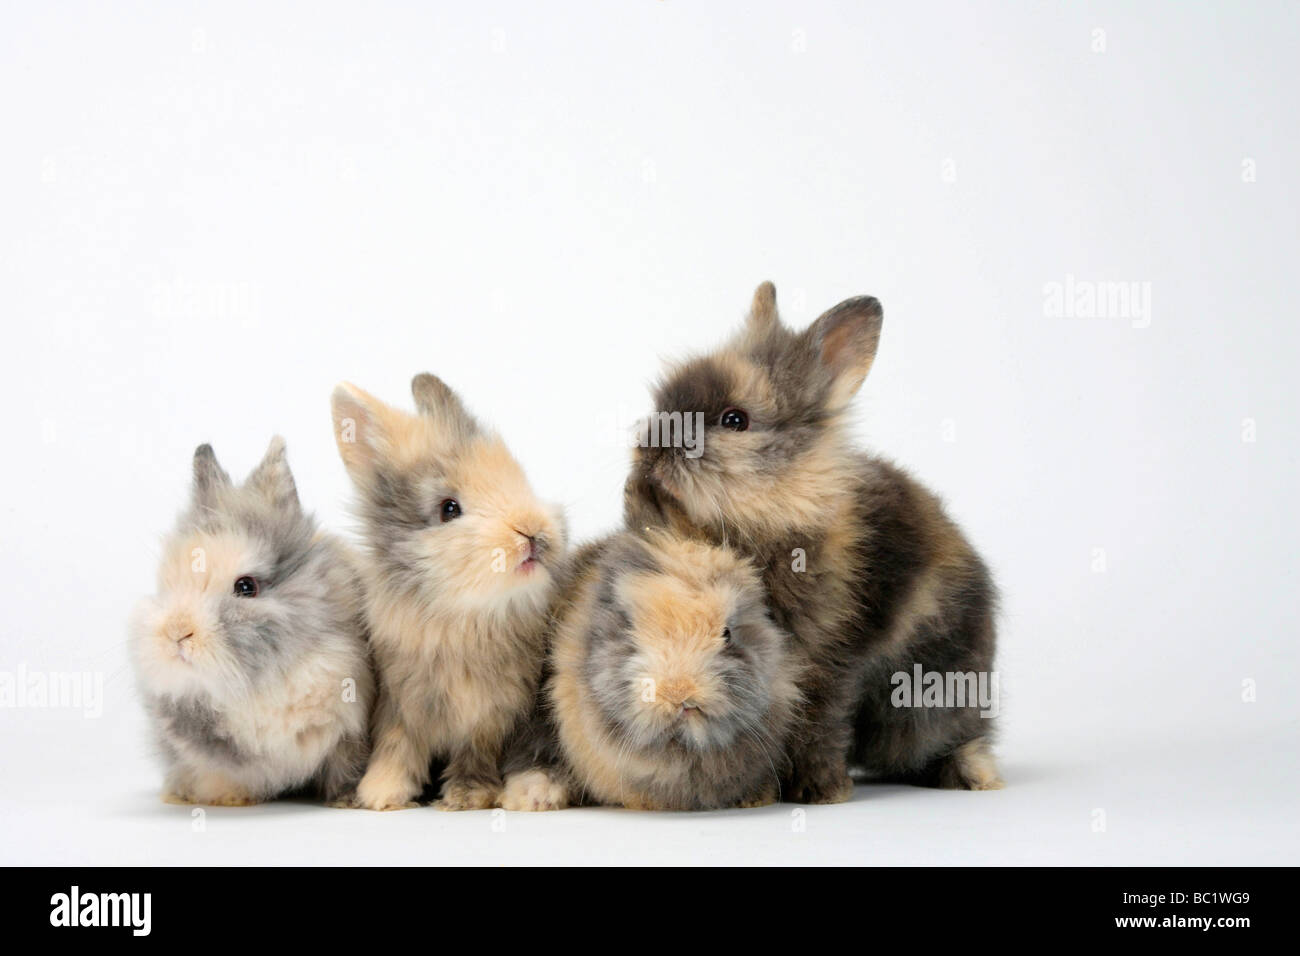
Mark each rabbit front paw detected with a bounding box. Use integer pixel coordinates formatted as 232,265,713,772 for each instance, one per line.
355,766,421,811
434,778,499,811
499,769,568,811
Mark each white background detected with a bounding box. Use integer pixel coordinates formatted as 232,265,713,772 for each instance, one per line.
1,2,1296,865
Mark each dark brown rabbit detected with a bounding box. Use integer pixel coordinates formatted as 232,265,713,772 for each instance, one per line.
625,282,1002,803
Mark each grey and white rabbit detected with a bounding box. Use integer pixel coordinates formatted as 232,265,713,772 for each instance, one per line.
331,374,567,810
501,530,799,811
624,282,1002,803
129,438,374,806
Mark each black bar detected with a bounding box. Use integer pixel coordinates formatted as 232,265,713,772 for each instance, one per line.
5,866,1284,941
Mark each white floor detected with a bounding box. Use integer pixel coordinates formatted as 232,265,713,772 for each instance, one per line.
4,711,1294,866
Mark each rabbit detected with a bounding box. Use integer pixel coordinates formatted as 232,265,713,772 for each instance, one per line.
128,437,374,806
624,281,1003,804
499,530,800,811
331,373,566,811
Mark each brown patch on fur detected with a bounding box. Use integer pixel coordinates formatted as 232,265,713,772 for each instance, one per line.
873,480,971,658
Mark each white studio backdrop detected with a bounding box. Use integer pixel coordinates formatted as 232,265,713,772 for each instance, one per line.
1,2,1296,864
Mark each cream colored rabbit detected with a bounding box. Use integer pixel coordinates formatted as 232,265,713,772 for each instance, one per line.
129,438,373,806
332,374,566,810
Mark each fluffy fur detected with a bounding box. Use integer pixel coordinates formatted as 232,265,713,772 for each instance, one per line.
332,373,565,810
501,531,799,811
624,282,1002,803
129,438,374,806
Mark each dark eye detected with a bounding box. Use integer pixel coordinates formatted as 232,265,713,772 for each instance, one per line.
719,407,749,431
233,576,259,598
439,498,462,522
721,626,732,644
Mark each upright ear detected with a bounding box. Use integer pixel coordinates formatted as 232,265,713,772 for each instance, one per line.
192,444,232,509
411,373,479,442
331,382,401,481
745,281,780,336
245,435,300,512
804,295,883,412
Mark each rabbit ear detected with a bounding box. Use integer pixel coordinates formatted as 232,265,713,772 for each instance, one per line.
411,373,479,440
245,435,300,512
803,295,883,412
192,443,232,509
331,382,401,480
746,281,780,335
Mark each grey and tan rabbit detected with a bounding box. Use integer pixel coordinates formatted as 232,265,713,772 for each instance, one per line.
332,374,566,810
129,438,374,806
500,530,799,811
624,282,1002,803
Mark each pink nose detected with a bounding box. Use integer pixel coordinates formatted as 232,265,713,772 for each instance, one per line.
165,615,197,644
515,529,547,562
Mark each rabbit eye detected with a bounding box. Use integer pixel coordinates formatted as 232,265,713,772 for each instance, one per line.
233,576,259,598
721,626,732,644
439,498,462,522
719,407,749,431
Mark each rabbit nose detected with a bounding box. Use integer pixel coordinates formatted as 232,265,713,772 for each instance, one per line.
657,678,697,707
164,614,197,643
515,530,548,560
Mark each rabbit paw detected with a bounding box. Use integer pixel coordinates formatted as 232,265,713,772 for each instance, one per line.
206,791,260,807
162,772,260,807
620,793,669,811
163,789,259,807
355,770,421,811
435,780,499,811
939,739,1004,791
499,770,568,811
736,783,780,808
788,770,854,805
356,793,421,811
